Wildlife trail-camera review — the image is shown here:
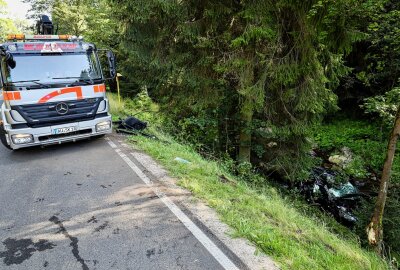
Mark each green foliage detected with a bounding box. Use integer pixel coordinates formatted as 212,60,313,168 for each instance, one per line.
0,19,17,41
112,0,362,181
0,0,18,41
23,0,118,49
344,156,369,179
128,121,388,270
361,1,400,93
12,18,32,34
107,91,161,125
362,87,400,128
52,1,87,36
22,0,55,19
340,0,400,105
314,119,382,149
235,161,265,185
264,139,321,181
53,0,117,47
172,115,219,152
313,118,400,182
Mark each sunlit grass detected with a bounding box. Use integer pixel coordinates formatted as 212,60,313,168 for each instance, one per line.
134,134,387,270
107,92,126,120
109,93,388,270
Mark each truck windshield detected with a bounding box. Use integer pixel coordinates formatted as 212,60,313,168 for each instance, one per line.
2,51,102,86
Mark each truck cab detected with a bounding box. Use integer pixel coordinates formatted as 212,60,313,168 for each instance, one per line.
0,34,114,149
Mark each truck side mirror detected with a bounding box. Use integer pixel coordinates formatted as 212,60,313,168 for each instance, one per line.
5,53,16,69
106,50,116,79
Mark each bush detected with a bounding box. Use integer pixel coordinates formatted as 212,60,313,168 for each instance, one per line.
362,87,400,129
172,114,219,153
107,91,162,125
313,118,400,182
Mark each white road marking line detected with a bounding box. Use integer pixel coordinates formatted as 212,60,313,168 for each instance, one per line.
106,138,117,149
106,139,240,270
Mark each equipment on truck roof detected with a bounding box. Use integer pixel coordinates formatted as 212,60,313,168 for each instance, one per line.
36,15,54,35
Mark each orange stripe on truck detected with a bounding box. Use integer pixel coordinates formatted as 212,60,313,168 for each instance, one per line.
38,87,83,103
3,92,12,100
14,92,21,100
3,91,22,101
94,84,106,93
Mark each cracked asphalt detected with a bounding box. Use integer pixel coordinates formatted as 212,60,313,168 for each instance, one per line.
0,136,236,270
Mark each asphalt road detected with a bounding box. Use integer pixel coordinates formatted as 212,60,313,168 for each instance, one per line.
0,136,242,270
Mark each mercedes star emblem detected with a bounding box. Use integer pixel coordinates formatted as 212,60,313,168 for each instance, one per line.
55,102,69,115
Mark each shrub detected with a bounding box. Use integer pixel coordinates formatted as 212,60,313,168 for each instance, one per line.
362,87,400,129
313,118,400,182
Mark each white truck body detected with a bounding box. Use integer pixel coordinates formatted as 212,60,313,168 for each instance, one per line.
0,35,113,149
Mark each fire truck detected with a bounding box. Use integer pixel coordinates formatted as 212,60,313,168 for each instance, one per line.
0,16,115,149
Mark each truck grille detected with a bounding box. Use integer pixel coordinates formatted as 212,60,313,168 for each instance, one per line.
12,98,103,128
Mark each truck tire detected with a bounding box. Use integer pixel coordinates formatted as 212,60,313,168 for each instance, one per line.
0,126,12,150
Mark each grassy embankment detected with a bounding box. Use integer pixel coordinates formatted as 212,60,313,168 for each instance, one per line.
107,92,388,270
313,118,400,262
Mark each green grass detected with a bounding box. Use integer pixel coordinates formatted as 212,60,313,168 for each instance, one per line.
108,93,388,270
107,92,125,120
107,91,160,122
312,118,400,183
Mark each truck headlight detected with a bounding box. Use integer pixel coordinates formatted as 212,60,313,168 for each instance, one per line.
12,134,33,144
96,121,111,132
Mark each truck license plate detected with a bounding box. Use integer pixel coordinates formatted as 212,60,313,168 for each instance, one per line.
52,127,77,135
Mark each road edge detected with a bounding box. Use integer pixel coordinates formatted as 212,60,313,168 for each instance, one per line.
107,134,279,270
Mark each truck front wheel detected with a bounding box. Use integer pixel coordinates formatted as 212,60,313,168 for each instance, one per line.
0,126,12,150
